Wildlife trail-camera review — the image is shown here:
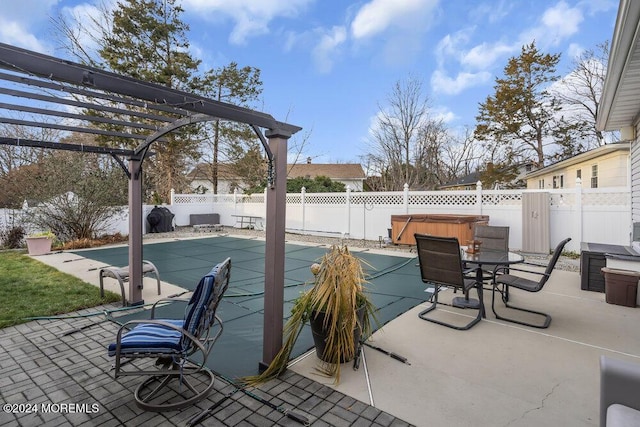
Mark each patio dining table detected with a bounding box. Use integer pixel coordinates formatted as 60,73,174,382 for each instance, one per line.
457,249,525,315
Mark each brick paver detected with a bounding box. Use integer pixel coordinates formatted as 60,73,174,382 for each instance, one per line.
0,305,414,426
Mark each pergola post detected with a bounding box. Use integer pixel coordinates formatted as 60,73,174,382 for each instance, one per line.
127,157,144,306
261,129,291,369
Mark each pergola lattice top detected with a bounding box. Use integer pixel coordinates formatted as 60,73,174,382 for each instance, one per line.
0,42,300,369
0,42,300,162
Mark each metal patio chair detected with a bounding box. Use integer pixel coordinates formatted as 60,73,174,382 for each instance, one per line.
415,233,484,330
491,238,571,328
464,225,510,282
108,257,231,411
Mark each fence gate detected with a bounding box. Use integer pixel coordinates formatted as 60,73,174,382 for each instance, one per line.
522,192,550,253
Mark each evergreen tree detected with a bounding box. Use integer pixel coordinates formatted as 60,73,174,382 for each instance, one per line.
475,42,583,176
97,0,202,202
56,0,266,201
197,62,264,194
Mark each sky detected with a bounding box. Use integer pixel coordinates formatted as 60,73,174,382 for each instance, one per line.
0,0,621,164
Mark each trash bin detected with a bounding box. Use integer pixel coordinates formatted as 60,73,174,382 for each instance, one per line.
601,267,640,307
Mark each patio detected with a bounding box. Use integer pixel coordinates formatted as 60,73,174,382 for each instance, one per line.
2,233,640,426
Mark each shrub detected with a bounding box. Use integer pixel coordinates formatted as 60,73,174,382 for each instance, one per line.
1,226,25,249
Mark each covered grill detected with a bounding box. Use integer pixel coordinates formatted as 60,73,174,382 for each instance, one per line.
147,206,175,233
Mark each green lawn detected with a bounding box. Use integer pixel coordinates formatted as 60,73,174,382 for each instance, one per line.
0,251,121,328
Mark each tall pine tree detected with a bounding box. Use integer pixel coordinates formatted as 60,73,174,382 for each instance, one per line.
197,62,263,194
475,42,583,177
97,0,202,202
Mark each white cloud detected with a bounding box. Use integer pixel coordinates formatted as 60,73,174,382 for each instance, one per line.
581,0,617,15
351,0,439,40
542,1,583,38
181,0,313,45
312,26,347,73
0,0,60,53
0,17,47,53
471,0,513,24
567,42,584,60
59,2,115,55
2,1,58,24
432,106,456,124
435,29,473,66
461,41,514,70
430,69,491,95
519,1,583,48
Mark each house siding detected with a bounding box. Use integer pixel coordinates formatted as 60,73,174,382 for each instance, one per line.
632,122,640,223
526,149,629,189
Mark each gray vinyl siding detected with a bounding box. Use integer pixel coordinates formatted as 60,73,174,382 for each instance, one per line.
632,122,640,225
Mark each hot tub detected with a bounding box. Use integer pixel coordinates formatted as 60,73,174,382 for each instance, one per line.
390,214,490,245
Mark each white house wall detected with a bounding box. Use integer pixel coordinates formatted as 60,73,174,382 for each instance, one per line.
526,150,629,189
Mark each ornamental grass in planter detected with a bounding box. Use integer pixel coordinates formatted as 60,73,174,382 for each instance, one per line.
245,245,377,385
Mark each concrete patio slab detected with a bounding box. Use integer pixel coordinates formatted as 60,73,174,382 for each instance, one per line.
290,268,640,427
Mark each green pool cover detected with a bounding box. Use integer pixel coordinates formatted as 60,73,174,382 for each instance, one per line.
74,236,430,380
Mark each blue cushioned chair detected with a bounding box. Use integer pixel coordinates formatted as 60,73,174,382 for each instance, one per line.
108,257,231,411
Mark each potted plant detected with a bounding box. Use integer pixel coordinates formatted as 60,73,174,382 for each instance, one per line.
245,245,377,385
25,230,55,255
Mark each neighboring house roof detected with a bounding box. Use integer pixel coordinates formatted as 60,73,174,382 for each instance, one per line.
597,0,640,132
186,163,240,180
440,162,533,190
187,162,366,184
525,142,630,179
439,171,480,189
286,163,365,180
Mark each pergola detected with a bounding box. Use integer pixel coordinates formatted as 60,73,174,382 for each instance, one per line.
0,42,301,368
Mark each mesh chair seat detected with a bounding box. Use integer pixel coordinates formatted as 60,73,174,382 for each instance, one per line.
415,233,484,330
493,274,539,292
491,238,570,328
464,225,510,284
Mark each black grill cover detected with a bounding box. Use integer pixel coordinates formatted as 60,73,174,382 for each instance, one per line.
147,206,174,233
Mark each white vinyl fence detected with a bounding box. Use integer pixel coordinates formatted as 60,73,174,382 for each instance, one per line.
1,182,631,253
168,182,631,253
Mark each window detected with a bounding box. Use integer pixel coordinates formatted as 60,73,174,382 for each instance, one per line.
538,179,544,189
576,169,581,179
591,164,598,188
552,175,564,189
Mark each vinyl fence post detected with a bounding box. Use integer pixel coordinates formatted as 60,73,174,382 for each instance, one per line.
233,188,238,216
576,177,583,244
346,186,351,237
301,187,306,232
403,183,409,214
476,181,483,214
170,188,175,205
264,187,268,219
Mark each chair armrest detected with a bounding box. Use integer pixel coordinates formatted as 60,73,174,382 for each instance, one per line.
494,265,547,277
600,356,640,427
150,297,190,318
520,261,548,268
